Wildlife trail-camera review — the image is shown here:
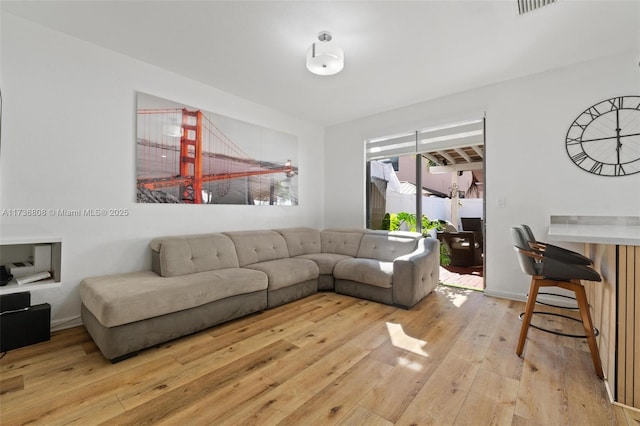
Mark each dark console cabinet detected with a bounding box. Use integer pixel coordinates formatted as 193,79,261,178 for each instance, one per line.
0,292,51,352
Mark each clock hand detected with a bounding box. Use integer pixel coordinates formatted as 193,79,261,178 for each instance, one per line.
616,109,621,165
580,131,640,143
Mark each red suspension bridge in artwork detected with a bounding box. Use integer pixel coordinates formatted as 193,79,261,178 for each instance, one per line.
137,108,295,204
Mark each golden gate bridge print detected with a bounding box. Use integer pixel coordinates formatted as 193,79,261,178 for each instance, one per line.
136,98,298,205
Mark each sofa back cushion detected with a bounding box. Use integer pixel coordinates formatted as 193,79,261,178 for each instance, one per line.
356,231,421,262
150,233,240,277
225,230,290,266
275,227,322,257
321,229,366,256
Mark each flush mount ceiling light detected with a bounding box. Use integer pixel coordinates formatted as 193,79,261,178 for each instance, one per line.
306,31,344,76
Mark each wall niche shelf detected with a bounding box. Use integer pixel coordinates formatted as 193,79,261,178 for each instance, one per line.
0,225,62,295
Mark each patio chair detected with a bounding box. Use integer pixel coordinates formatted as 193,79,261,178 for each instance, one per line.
461,217,484,249
437,230,482,267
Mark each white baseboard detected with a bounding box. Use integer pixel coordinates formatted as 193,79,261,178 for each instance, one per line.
51,315,82,332
483,289,526,302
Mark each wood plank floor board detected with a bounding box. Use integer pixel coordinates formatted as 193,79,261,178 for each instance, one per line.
282,299,394,350
517,327,567,387
294,293,363,323
509,414,545,426
34,394,125,426
276,356,393,425
0,374,23,396
171,315,315,365
5,350,109,395
564,346,618,425
480,300,525,381
0,355,178,423
358,319,469,422
337,406,394,426
454,390,516,426
0,285,631,425
259,328,370,386
0,342,89,378
218,342,373,426
105,339,297,425
155,370,279,425
1,349,171,411
204,293,337,340
458,294,508,348
453,368,519,425
394,339,487,425
1,378,127,425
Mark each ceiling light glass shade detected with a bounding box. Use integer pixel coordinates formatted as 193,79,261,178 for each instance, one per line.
306,40,344,76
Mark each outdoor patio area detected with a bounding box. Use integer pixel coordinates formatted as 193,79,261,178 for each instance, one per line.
439,264,484,291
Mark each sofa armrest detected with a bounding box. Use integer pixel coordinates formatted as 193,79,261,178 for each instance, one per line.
392,237,440,308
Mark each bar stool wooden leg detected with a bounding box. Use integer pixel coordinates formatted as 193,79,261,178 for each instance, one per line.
516,277,540,356
573,281,604,379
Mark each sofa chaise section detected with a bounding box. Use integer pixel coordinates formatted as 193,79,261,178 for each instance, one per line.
80,233,268,361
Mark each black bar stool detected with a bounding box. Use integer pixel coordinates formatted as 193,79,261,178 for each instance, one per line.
511,227,603,379
520,224,592,265
519,224,593,326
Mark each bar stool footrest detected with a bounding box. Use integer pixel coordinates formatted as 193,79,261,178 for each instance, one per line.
518,311,599,339
533,291,579,310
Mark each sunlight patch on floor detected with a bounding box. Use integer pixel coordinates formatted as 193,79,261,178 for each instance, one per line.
449,292,469,308
386,322,429,358
397,356,425,372
438,286,471,308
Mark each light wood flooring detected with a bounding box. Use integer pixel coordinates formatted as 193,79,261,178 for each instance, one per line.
1,285,638,425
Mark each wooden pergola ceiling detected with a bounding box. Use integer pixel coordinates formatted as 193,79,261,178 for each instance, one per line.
423,144,484,173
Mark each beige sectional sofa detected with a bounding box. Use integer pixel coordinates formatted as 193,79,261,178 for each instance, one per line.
80,227,440,361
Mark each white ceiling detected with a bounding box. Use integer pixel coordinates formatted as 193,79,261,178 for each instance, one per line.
2,1,639,126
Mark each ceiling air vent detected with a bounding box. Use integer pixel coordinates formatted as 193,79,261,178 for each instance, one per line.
517,0,557,15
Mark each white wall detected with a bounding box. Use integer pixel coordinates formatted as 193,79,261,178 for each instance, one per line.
458,198,483,222
325,50,640,301
0,14,325,329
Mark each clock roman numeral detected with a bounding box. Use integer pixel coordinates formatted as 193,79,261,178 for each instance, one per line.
566,137,581,145
590,161,604,174
586,106,600,119
572,122,588,130
571,151,588,164
615,164,626,176
608,97,622,111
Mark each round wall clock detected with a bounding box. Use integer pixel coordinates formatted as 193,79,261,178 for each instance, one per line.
566,95,640,176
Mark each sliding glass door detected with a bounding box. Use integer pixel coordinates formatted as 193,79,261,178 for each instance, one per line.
365,118,485,233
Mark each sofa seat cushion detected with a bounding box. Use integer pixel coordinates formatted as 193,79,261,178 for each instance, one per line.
244,258,319,291
79,269,268,328
333,258,394,289
297,253,352,275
